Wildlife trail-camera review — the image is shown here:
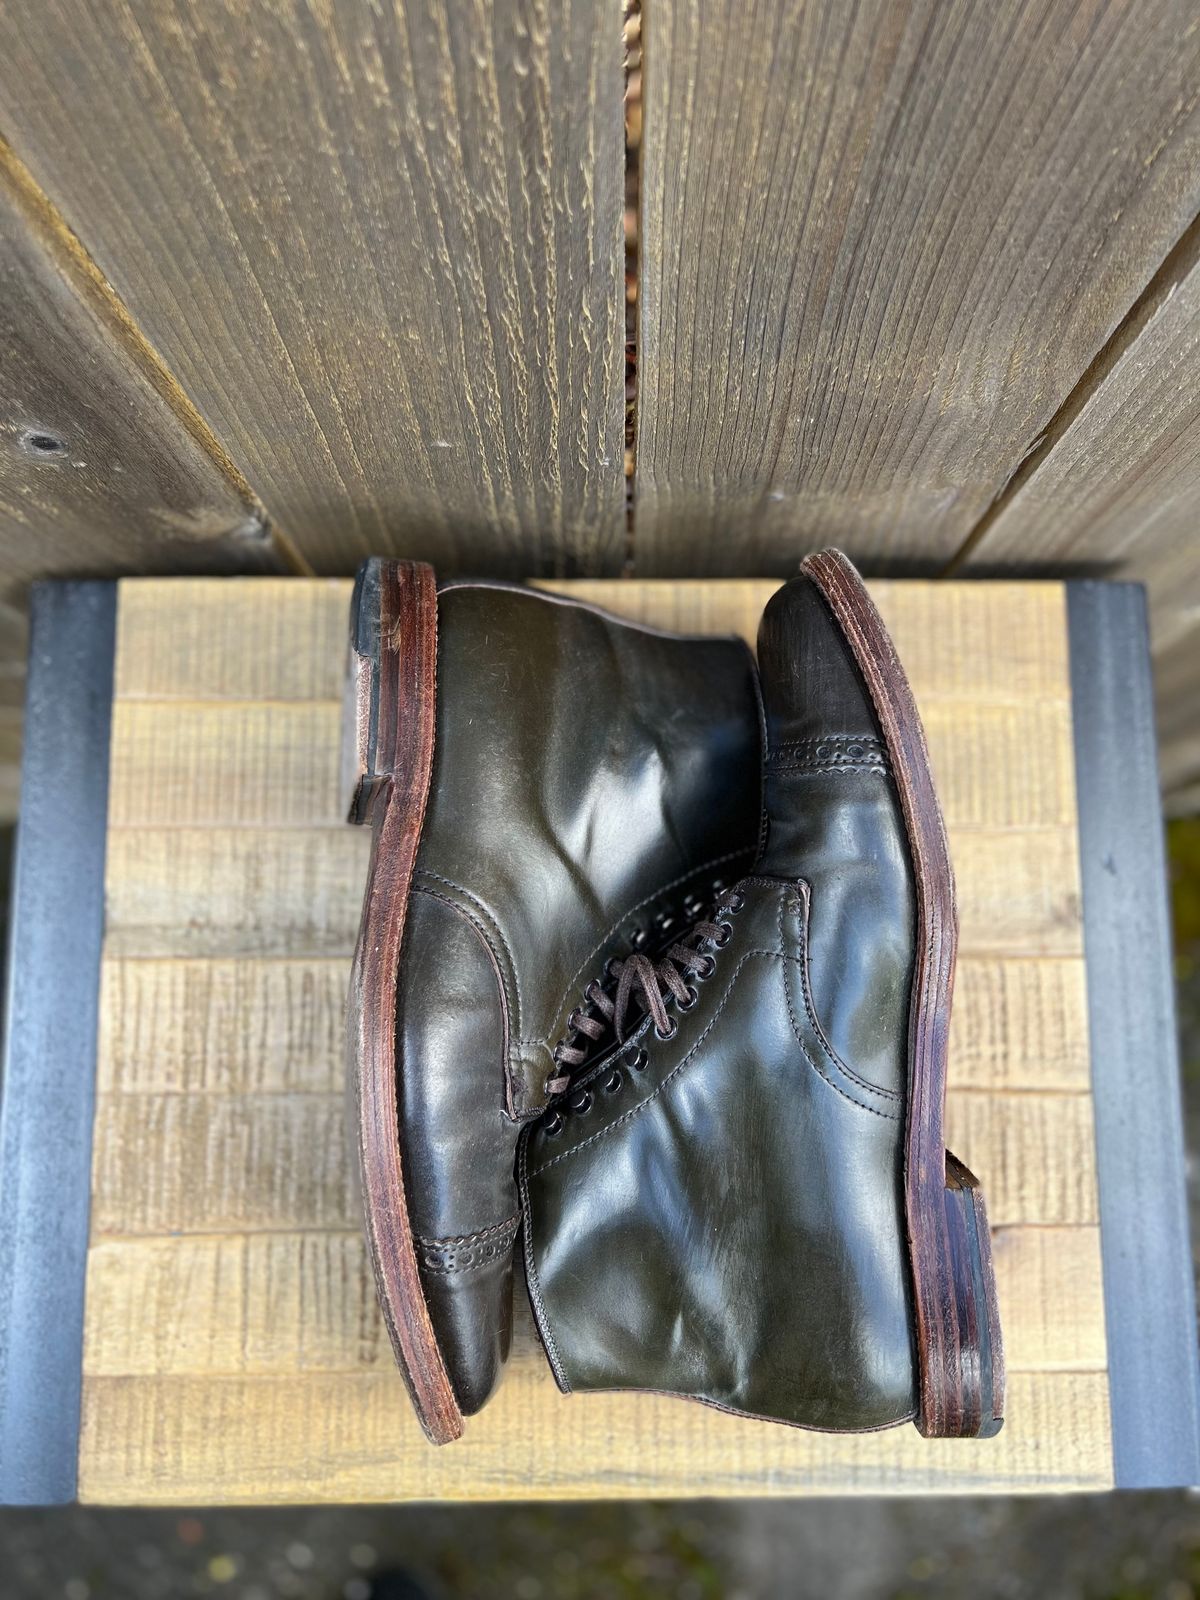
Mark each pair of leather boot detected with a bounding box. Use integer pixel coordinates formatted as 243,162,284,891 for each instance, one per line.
346,552,1004,1446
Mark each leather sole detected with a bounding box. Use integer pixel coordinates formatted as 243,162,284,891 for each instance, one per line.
801,550,1006,1439
345,558,464,1446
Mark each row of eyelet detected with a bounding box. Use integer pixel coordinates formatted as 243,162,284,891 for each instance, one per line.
541,890,744,1140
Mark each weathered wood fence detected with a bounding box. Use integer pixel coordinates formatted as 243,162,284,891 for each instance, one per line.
0,0,1197,805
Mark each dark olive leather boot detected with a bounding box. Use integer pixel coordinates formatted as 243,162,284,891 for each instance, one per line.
521,549,1004,1439
345,561,764,1443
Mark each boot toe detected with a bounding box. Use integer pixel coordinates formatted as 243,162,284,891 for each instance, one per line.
418,1249,515,1418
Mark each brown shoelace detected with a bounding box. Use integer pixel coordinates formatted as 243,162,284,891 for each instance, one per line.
546,887,744,1096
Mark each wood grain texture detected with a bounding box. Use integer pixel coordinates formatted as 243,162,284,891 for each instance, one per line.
633,0,1200,573
84,1226,1102,1377
0,141,286,599
957,226,1200,804
95,953,1088,1096
100,823,1079,959
0,0,625,575
77,1370,1112,1502
88,1085,1096,1236
85,576,1109,1498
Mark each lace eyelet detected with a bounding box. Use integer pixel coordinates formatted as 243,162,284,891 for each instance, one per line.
677,984,699,1012
711,877,725,894
570,1089,594,1115
683,894,703,919
630,927,649,950
567,1007,582,1030
713,922,733,948
695,955,716,980
727,891,746,914
543,1111,565,1138
606,956,623,979
604,1070,622,1094
624,1045,648,1071
655,1018,679,1042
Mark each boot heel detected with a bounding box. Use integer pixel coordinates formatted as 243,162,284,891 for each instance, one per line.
342,558,437,825
914,1151,1006,1439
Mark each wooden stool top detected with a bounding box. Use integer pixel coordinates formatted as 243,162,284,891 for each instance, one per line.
1,577,1195,1502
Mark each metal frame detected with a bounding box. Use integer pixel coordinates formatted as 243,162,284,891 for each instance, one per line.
0,582,116,1504
1067,580,1200,1488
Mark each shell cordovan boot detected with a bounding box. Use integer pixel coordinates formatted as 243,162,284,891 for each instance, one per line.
520,549,1004,1440
345,560,766,1443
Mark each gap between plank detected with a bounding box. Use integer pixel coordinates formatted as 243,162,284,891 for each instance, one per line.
623,0,642,574
944,209,1200,576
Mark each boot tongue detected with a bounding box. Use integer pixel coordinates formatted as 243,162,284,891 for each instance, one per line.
755,575,888,879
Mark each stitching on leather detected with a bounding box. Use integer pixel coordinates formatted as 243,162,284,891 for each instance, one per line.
782,946,900,1122
414,869,524,1025
784,887,902,1105
517,1133,571,1391
416,1221,522,1276
415,1213,521,1249
544,845,757,1041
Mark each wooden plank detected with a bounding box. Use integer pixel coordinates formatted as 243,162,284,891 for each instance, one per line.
90,1094,355,1237
97,953,1089,1097
103,829,370,958
960,228,1200,641
83,1225,1103,1378
0,0,626,575
97,959,347,1095
114,581,349,702
0,141,286,600
944,1090,1098,1227
77,1369,1112,1502
633,0,1200,573
89,1086,1097,1236
106,695,1074,832
101,825,1080,958
950,958,1090,1092
117,578,1072,704
108,703,342,828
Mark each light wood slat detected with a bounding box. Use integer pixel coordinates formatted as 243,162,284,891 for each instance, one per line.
0,0,625,576
950,958,1090,1092
96,954,1088,1097
103,829,370,958
115,578,1072,704
77,1369,1112,1503
0,142,286,599
97,959,347,1095
991,1227,1106,1374
115,581,350,702
633,0,1200,573
101,825,1081,959
83,1225,1103,1379
108,703,342,828
106,696,1075,833
946,1092,1098,1228
90,1095,355,1237
90,1087,1097,1237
